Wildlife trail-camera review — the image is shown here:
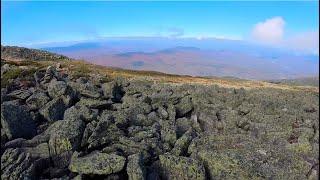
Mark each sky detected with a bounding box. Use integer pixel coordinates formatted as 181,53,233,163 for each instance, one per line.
1,1,319,54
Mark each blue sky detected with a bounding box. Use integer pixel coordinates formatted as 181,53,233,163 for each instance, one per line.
1,1,319,53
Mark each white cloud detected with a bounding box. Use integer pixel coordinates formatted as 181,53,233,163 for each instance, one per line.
251,17,319,55
283,31,319,55
251,16,285,45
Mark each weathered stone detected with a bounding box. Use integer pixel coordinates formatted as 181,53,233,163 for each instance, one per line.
39,98,67,122
75,97,112,109
7,89,32,100
1,104,36,140
127,153,146,180
26,91,50,110
175,96,193,117
48,119,85,155
69,81,101,98
47,79,68,98
69,151,126,175
171,130,196,156
64,105,97,122
1,148,50,179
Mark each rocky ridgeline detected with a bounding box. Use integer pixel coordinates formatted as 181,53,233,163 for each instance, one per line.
1,62,319,180
1,46,69,61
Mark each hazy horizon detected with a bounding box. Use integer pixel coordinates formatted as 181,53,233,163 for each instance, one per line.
1,1,319,80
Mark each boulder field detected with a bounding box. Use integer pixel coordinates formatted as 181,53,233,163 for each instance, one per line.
1,64,319,179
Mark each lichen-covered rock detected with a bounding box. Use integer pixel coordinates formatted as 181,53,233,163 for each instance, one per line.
7,89,32,100
69,151,126,175
158,154,206,180
87,116,124,150
127,153,146,180
1,104,36,140
48,119,85,155
68,81,101,98
171,130,196,156
64,105,98,122
26,91,50,110
1,148,35,179
1,148,50,179
102,81,125,102
39,98,67,122
75,97,112,109
47,79,68,98
175,96,193,117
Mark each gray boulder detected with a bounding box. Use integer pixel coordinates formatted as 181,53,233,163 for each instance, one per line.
26,91,50,110
127,153,146,180
102,81,125,102
39,98,67,122
75,97,112,109
69,81,101,98
7,89,32,100
48,119,85,155
69,151,126,175
63,105,98,122
47,79,68,98
1,148,50,179
1,104,36,140
175,96,193,117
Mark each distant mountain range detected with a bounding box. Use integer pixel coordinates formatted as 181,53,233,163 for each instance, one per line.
43,37,319,80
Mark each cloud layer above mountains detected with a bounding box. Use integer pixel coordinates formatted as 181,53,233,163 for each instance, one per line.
251,16,318,54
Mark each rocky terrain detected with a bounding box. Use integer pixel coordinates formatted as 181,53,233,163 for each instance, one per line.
1,47,319,180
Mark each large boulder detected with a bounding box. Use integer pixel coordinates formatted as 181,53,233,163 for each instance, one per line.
63,105,98,122
39,98,67,122
26,91,50,110
48,119,85,155
127,153,146,180
1,148,50,179
1,104,36,140
87,114,124,150
158,154,206,180
68,81,101,98
175,96,193,117
69,151,126,175
102,81,125,102
47,79,68,98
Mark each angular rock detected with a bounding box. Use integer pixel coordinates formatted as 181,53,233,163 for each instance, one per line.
39,98,67,122
1,104,37,140
127,153,146,180
7,89,32,100
175,96,193,117
69,151,126,175
48,119,85,155
75,97,112,109
1,148,50,179
102,81,125,102
176,117,192,137
26,91,50,110
64,105,98,122
171,130,196,156
47,79,68,98
42,66,58,83
69,81,101,98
